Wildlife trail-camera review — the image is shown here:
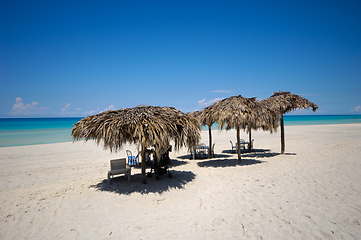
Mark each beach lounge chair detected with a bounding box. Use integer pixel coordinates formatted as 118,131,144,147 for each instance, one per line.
107,158,131,184
147,145,172,179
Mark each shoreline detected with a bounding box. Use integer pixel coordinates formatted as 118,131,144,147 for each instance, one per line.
1,124,361,239
1,122,361,149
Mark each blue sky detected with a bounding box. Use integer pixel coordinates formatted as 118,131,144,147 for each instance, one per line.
1,0,360,117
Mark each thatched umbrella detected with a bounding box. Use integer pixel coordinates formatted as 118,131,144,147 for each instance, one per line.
188,110,217,159
72,106,201,183
202,95,276,163
261,91,318,154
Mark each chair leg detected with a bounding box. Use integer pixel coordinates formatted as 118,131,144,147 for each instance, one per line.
107,172,111,185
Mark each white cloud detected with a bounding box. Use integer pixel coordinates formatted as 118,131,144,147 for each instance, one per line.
103,104,116,112
61,103,71,112
351,105,361,112
82,105,116,117
198,99,206,105
10,97,48,115
198,98,223,107
59,103,72,115
85,108,100,116
57,104,83,116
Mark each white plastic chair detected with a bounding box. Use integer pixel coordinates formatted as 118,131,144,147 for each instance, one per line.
107,158,131,184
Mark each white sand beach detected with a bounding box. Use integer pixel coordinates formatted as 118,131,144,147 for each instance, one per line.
1,124,361,239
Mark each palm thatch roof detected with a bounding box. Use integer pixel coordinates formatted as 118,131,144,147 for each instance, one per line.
202,95,278,162
203,96,278,132
72,106,201,183
189,110,217,127
187,110,203,126
261,91,318,115
261,91,318,154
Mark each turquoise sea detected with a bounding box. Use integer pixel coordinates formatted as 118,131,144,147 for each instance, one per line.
201,115,361,131
0,118,82,148
1,115,361,148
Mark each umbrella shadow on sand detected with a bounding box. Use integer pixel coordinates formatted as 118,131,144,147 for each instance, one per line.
91,170,195,195
176,153,233,160
222,149,296,159
198,148,297,168
176,154,195,160
197,158,264,168
169,159,189,167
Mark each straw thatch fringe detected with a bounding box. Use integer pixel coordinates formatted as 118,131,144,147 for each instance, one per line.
261,91,318,114
261,91,318,154
72,106,200,153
